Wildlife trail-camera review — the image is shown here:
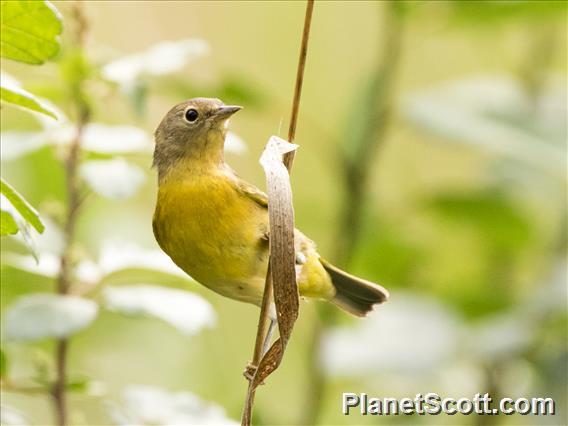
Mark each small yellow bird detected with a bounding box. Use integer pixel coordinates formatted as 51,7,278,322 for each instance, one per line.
152,98,388,317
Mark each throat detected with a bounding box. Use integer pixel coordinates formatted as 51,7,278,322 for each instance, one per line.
157,130,226,181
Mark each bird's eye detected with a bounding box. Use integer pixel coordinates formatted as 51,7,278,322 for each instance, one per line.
184,108,199,122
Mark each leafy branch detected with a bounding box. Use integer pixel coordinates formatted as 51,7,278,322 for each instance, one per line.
0,0,63,244
1,3,229,424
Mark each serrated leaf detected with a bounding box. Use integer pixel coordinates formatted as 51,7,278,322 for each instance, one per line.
0,178,44,233
0,85,58,119
0,0,63,65
103,285,216,336
1,209,18,236
4,294,98,342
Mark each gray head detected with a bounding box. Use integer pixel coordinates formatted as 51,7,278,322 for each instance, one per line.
153,97,241,178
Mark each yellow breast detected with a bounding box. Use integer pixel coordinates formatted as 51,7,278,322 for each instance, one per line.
153,169,269,303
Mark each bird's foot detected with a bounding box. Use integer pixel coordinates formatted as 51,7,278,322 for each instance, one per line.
243,362,264,385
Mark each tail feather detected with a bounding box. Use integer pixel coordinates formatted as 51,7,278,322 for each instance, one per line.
320,259,389,317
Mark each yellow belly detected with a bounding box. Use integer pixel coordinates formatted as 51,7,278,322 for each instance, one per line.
153,172,269,304
153,170,335,306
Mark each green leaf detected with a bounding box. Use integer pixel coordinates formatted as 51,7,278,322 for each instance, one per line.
0,85,58,119
0,177,44,233
0,0,63,65
0,209,18,236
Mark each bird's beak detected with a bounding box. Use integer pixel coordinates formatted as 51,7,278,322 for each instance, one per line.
213,105,242,120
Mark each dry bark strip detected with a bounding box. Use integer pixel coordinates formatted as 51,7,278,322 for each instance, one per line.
241,137,300,426
252,136,299,389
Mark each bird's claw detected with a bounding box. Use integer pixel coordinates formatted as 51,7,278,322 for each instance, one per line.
243,363,256,382
243,362,264,385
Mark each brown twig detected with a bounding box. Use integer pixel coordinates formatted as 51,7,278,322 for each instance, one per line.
241,267,273,425
51,3,90,425
241,2,314,425
285,0,314,162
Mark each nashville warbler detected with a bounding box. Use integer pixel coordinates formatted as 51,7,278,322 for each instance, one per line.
152,98,388,316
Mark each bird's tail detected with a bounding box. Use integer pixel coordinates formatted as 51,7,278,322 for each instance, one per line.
320,258,389,317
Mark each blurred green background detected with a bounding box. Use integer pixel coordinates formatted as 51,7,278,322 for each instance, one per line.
1,1,566,425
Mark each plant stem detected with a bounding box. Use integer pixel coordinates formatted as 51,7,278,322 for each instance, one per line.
241,265,273,426
51,3,90,425
52,339,68,426
302,2,405,424
241,2,314,425
285,0,314,166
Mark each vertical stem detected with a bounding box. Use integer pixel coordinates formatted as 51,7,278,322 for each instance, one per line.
241,2,314,425
52,339,68,426
241,266,273,426
52,124,84,426
51,3,90,425
286,0,314,153
302,2,405,424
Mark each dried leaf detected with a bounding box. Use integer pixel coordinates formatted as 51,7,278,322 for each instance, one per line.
251,136,299,389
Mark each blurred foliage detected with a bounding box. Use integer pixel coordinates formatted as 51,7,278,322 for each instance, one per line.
428,189,533,254
0,1,566,425
448,0,568,25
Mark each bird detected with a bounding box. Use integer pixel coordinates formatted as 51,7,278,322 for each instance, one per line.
152,98,388,320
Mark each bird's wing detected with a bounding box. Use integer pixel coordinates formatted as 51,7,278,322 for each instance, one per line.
223,164,268,208
236,179,268,208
